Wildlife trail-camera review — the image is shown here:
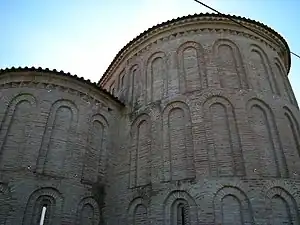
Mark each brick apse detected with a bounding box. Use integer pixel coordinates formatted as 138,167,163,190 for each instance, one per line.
0,13,300,225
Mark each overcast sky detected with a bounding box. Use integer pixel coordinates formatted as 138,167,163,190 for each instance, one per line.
0,0,299,101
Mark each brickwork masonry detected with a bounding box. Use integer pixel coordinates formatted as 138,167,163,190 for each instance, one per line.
0,14,300,225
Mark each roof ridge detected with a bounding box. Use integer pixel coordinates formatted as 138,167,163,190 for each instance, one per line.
0,66,124,105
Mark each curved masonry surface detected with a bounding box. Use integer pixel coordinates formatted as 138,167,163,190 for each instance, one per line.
0,67,122,224
0,13,300,225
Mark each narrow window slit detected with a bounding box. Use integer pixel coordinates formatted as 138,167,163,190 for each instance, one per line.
39,206,47,225
181,206,185,225
177,203,188,225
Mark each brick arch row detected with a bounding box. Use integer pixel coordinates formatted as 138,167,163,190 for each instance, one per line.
17,187,100,225
0,93,110,183
0,186,100,225
127,185,299,225
110,38,297,108
129,95,300,187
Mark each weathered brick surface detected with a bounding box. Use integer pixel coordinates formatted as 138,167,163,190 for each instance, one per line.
0,71,122,224
1,14,300,225
101,15,300,225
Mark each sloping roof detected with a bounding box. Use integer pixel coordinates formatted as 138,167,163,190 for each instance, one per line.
98,13,291,85
0,66,124,105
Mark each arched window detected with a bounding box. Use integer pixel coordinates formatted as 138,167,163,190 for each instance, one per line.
164,191,198,225
32,198,52,225
22,188,63,225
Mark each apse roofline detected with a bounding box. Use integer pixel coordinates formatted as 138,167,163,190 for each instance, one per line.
0,66,124,106
98,13,291,86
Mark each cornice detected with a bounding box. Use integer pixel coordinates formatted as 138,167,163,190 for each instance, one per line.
0,66,124,106
98,13,291,86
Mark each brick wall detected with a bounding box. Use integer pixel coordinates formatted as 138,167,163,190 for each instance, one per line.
0,70,121,225
103,15,300,225
1,14,300,225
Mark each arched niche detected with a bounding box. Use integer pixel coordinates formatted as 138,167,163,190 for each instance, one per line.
82,114,109,184
76,197,100,225
203,95,245,177
283,106,300,158
128,197,148,225
36,99,78,176
265,186,300,225
129,65,141,106
213,186,254,225
129,113,152,188
164,190,198,225
0,93,36,169
162,101,195,181
177,41,207,93
213,39,247,89
146,52,168,103
247,98,287,178
248,44,278,94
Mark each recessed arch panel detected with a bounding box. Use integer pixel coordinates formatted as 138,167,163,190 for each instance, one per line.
162,101,195,181
129,114,151,187
213,39,247,89
82,114,109,184
213,186,254,225
36,99,78,176
146,52,167,103
0,93,36,169
247,98,287,177
177,41,207,92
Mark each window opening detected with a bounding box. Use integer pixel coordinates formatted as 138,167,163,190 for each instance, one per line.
39,206,47,225
177,203,189,225
181,206,185,225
